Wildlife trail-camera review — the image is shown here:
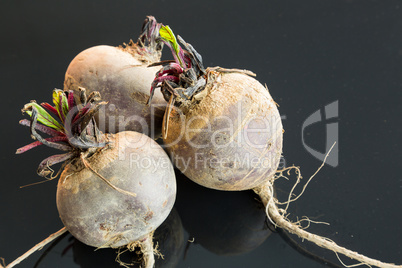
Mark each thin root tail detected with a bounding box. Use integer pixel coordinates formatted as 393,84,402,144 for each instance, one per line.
254,182,402,268
3,227,68,268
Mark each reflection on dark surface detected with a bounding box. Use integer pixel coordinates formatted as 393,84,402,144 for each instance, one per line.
175,169,271,256
174,171,343,268
72,208,184,268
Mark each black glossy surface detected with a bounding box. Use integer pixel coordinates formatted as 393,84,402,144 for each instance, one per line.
1,1,401,267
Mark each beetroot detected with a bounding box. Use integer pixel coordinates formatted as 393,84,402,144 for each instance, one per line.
148,24,402,268
64,17,166,138
56,130,176,248
14,89,176,267
147,26,282,191
162,71,282,191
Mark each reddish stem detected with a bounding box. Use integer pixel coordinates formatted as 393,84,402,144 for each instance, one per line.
58,95,65,122
67,90,75,110
16,136,68,154
19,119,65,137
40,103,60,119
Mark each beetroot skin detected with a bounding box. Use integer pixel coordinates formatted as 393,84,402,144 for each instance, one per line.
57,131,176,248
64,45,166,138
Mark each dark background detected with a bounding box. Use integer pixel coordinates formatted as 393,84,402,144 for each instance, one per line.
1,0,401,267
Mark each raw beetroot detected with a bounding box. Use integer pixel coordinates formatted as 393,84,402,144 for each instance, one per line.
162,71,282,191
14,89,176,267
64,17,166,138
148,24,402,268
149,26,282,191
57,130,176,248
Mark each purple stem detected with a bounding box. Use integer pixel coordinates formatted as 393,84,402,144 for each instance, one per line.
19,119,65,137
148,75,180,105
58,94,65,122
156,63,183,77
72,102,91,124
41,103,60,119
67,90,75,109
37,152,76,177
30,107,71,152
16,136,69,154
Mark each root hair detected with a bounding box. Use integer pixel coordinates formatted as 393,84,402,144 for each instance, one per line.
117,232,156,268
254,142,402,268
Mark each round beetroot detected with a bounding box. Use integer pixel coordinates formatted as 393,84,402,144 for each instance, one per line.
147,26,282,191
163,71,282,191
64,17,166,138
16,89,176,267
57,131,176,248
146,25,402,268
